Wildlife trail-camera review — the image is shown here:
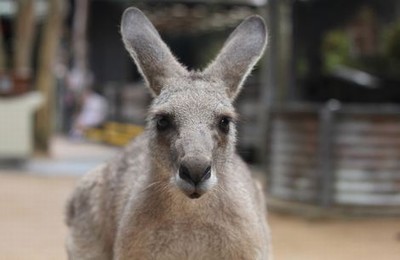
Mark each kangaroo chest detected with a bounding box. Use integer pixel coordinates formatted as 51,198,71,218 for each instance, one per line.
115,202,263,260
121,219,260,260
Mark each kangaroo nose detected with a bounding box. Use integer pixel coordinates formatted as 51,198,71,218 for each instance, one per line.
179,163,211,186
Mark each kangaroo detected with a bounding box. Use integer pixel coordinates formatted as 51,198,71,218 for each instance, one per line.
66,7,271,260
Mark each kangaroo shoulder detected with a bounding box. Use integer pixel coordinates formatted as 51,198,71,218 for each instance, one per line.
65,164,108,226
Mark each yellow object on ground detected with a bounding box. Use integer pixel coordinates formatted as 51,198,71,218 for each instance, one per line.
85,122,144,146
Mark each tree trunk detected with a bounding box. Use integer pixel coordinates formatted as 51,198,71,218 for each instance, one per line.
68,0,91,92
14,0,36,78
34,0,65,153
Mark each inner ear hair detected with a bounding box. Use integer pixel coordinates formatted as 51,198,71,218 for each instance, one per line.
121,7,188,96
203,15,268,100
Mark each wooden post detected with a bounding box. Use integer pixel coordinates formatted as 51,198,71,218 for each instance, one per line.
34,0,65,153
14,0,36,78
257,0,277,171
0,22,7,72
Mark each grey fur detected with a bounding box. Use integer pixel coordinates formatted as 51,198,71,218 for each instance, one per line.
66,7,271,260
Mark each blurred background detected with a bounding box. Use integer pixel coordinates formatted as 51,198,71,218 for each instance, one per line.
0,0,400,259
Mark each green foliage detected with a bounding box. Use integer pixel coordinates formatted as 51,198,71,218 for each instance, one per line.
320,21,400,79
321,29,350,73
384,22,400,61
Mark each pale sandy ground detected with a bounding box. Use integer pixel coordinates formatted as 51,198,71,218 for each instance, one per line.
0,138,399,259
0,172,399,260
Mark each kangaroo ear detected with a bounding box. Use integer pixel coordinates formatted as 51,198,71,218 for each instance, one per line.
203,15,267,100
121,7,187,96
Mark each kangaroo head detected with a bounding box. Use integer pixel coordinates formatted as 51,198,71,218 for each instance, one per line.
121,7,267,199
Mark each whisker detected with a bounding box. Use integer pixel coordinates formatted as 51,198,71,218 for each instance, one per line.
140,180,163,193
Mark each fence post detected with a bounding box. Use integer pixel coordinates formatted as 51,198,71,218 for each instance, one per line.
317,99,340,207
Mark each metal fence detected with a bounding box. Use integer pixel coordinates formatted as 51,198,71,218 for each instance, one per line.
267,101,400,213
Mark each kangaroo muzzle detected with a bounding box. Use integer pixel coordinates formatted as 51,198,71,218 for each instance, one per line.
175,130,215,198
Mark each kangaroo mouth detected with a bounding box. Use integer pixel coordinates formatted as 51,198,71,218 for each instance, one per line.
176,171,215,199
189,192,202,199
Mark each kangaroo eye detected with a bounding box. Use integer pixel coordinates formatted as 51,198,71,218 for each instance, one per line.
218,116,231,134
156,115,171,131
